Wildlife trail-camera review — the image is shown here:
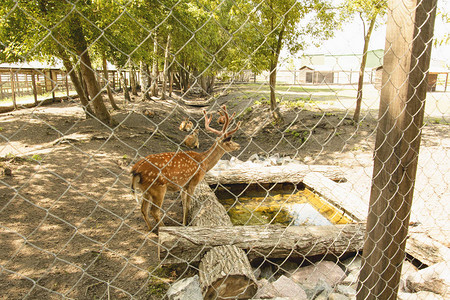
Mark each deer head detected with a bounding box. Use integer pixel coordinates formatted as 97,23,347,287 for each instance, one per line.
203,105,241,153
184,128,200,149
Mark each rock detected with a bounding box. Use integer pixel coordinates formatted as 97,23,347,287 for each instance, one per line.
259,264,275,281
229,157,242,166
400,260,418,292
398,291,445,300
291,261,345,288
272,275,307,300
278,261,299,276
248,153,260,162
254,279,280,299
341,256,362,274
340,257,361,286
166,275,202,300
336,284,356,297
341,270,359,286
253,267,262,280
301,278,332,300
328,293,350,300
281,156,293,165
406,262,450,295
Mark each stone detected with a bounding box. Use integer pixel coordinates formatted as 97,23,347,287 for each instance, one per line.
259,264,275,281
328,293,350,300
291,261,346,288
341,256,362,274
336,284,356,297
400,260,419,292
341,270,359,286
406,262,450,295
167,275,202,300
272,275,308,299
278,260,299,276
254,279,280,299
253,267,262,279
301,278,332,300
398,291,445,300
248,153,260,162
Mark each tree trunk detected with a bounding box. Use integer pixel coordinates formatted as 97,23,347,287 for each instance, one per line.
174,71,181,91
169,69,173,97
140,61,151,100
161,34,171,100
357,0,436,298
353,16,377,123
68,16,111,125
199,74,207,97
159,223,365,264
10,71,17,110
268,18,285,125
151,33,159,97
58,47,93,118
180,64,190,93
31,71,38,105
269,65,283,123
79,51,111,125
130,64,138,96
119,69,131,103
207,75,215,94
77,68,89,102
102,57,120,110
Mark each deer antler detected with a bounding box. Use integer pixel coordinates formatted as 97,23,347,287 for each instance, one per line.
203,105,240,138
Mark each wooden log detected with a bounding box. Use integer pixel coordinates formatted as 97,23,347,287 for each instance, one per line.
199,245,258,300
204,163,346,185
188,180,232,227
303,172,367,222
159,223,365,264
160,180,257,299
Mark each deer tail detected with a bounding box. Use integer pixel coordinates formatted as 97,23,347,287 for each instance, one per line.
131,171,141,204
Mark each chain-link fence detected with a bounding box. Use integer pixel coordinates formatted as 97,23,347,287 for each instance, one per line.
1,0,449,299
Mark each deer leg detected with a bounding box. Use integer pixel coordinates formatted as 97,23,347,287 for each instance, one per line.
149,185,167,230
141,193,153,231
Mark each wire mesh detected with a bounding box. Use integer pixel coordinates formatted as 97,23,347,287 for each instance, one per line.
0,0,449,299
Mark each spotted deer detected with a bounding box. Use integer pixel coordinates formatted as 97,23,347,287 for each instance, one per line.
131,105,241,231
179,117,193,131
183,129,199,149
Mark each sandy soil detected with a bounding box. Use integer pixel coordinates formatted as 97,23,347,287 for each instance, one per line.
0,85,448,299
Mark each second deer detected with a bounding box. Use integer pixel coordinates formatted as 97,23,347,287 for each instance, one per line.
131,105,240,231
183,129,199,149
179,117,193,131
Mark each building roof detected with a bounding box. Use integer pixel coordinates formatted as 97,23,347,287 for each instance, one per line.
0,61,63,70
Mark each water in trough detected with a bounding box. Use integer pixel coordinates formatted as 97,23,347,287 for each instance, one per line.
214,183,351,226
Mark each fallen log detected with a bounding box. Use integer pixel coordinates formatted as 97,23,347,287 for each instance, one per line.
199,245,258,300
159,223,365,264
187,180,232,227
159,181,257,299
204,163,346,185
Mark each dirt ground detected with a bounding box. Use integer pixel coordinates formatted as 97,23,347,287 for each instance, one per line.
0,84,449,299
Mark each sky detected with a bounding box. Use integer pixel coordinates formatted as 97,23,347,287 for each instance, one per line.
288,0,450,69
